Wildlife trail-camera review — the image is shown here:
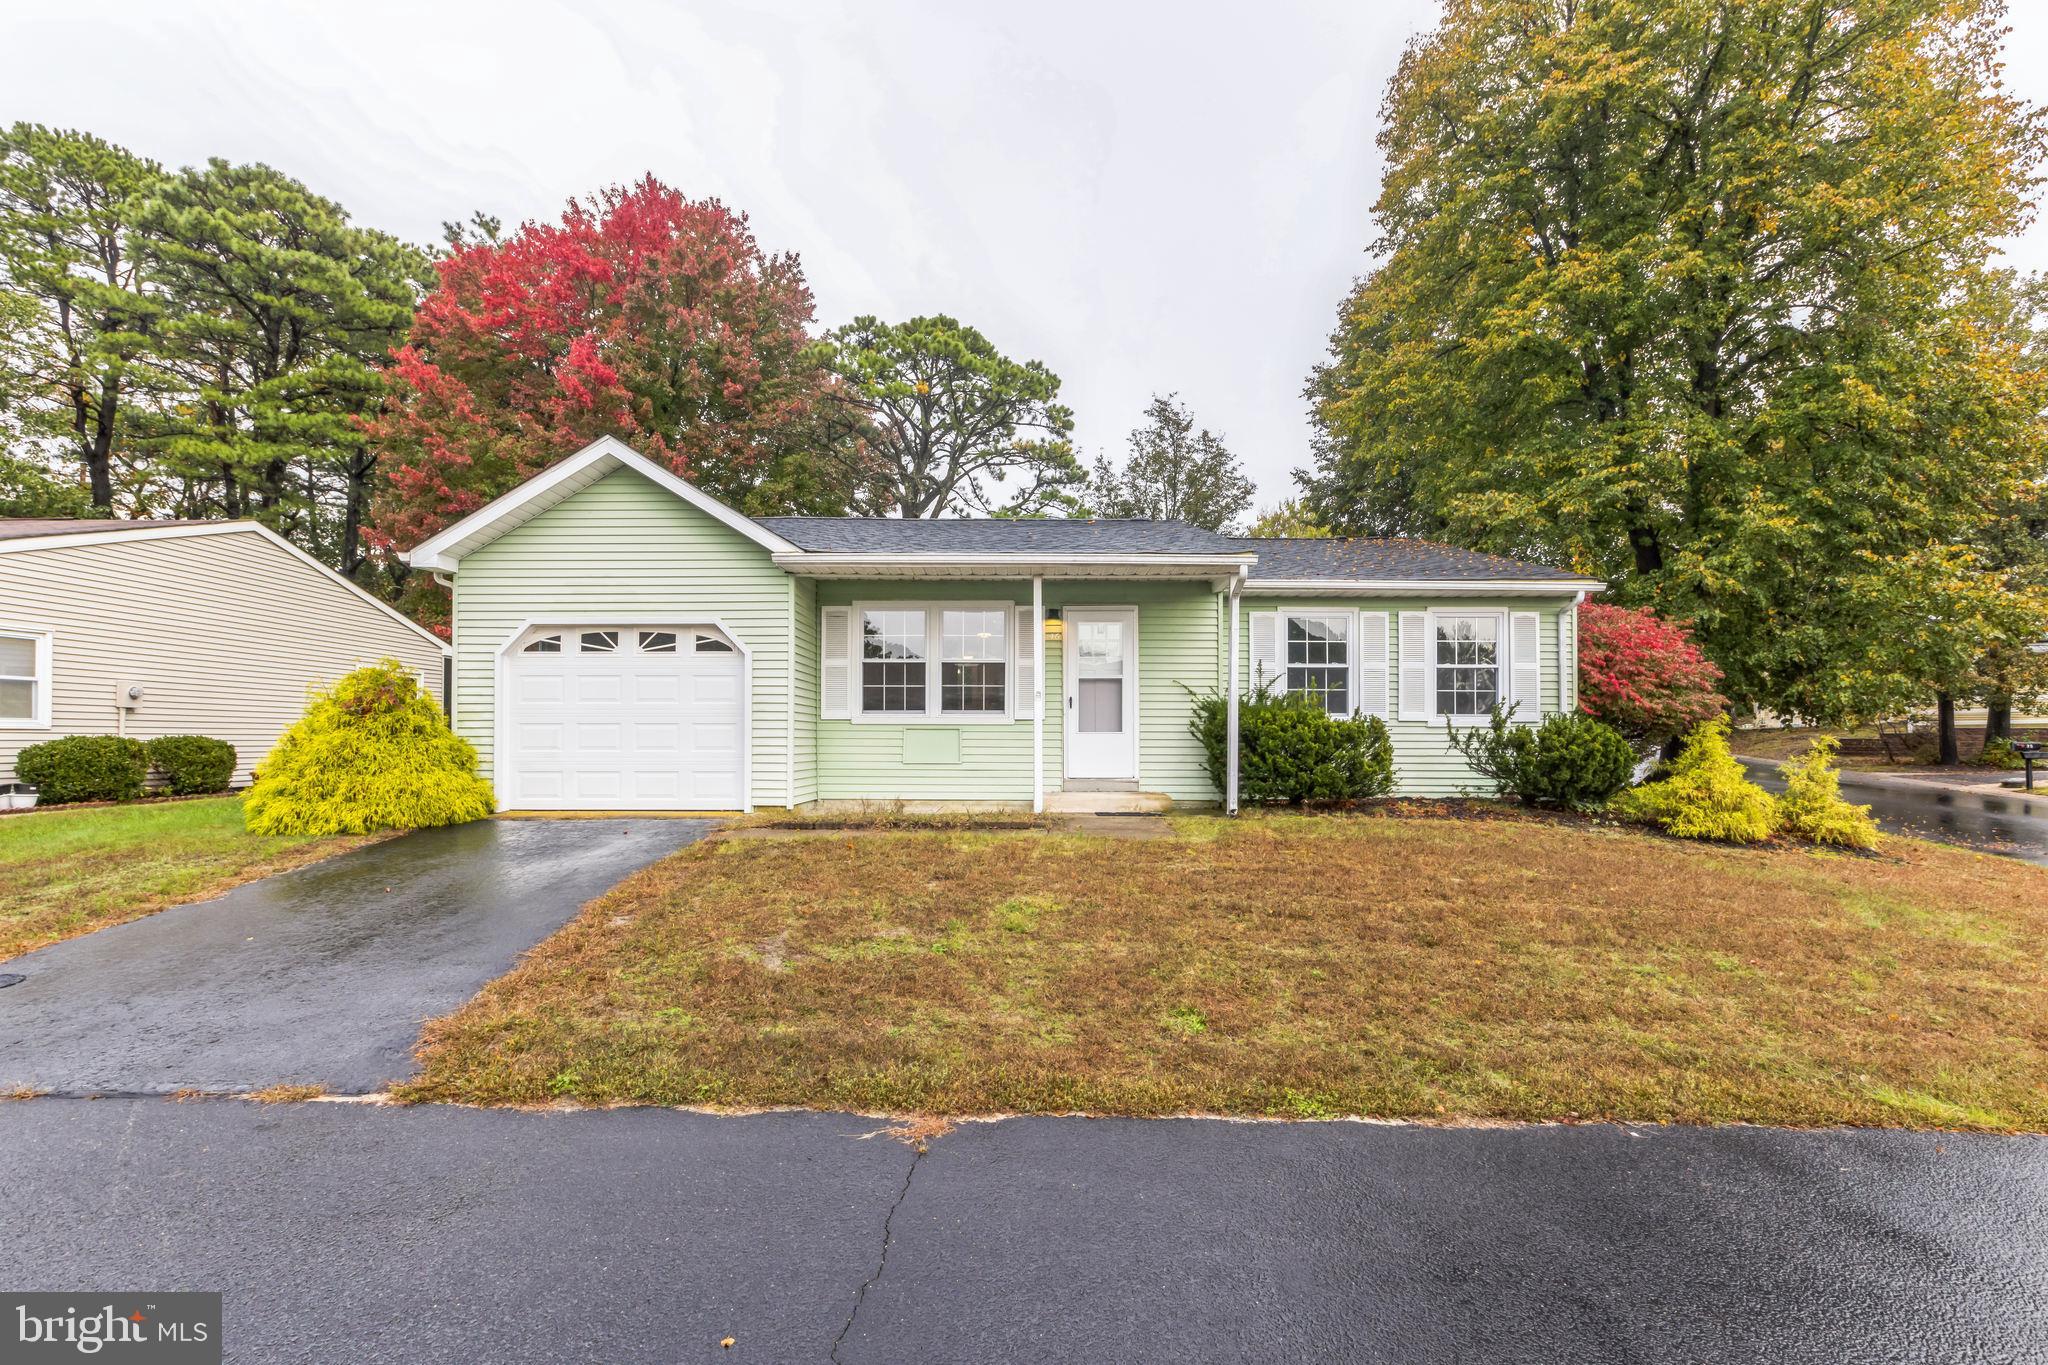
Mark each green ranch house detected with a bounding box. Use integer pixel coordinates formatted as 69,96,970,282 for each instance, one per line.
403,437,1602,814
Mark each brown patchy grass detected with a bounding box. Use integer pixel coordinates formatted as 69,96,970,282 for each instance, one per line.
0,796,380,961
399,812,2048,1130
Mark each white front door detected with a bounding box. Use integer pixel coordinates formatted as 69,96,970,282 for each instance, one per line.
1063,607,1138,781
504,626,744,811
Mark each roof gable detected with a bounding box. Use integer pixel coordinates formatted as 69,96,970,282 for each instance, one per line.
403,437,797,572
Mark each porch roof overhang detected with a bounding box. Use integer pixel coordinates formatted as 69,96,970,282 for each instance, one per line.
772,551,1255,588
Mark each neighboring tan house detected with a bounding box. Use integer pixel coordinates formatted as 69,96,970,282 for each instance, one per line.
0,518,449,788
404,437,1603,814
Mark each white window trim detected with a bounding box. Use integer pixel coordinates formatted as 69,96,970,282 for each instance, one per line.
0,626,53,731
1425,608,1509,726
1279,609,1357,717
850,600,1017,726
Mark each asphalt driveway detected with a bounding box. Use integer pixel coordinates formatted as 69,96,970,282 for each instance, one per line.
0,817,708,1095
0,1100,2042,1363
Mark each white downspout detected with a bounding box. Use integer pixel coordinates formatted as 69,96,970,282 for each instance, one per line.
1032,575,1045,814
1226,574,1241,815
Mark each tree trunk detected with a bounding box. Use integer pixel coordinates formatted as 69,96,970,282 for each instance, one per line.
1987,696,2012,743
1629,525,1664,575
1935,692,1959,767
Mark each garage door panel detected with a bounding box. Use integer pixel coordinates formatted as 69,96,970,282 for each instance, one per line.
634,722,682,753
575,674,624,704
634,673,683,705
517,674,567,705
507,629,745,811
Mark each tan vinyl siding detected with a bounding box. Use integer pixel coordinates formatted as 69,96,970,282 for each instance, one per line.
1239,595,1578,797
0,528,446,786
450,467,796,810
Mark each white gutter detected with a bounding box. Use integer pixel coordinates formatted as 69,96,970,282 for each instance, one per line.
772,552,1258,577
1240,577,1605,597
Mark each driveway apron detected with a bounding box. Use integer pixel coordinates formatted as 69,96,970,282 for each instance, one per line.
0,817,707,1095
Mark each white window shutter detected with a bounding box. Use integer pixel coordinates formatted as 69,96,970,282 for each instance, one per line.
1398,612,1429,721
1510,610,1542,722
1249,610,1281,692
1011,605,1036,720
1356,611,1390,718
820,606,852,719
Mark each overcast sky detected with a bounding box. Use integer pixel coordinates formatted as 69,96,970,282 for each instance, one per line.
8,0,2048,510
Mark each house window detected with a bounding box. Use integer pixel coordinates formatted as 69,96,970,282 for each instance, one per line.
853,603,1012,720
1434,614,1501,718
939,609,1007,713
639,630,679,653
1284,613,1350,716
861,609,927,713
522,634,563,653
0,632,45,726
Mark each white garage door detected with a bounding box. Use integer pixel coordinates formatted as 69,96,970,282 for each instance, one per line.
505,626,744,811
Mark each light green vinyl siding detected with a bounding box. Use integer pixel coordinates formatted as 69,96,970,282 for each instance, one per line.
1238,596,1578,797
811,579,1227,804
792,576,819,805
450,468,795,809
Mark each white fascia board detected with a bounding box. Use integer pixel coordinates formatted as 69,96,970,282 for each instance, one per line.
1240,577,1604,597
0,519,449,654
403,435,798,571
772,552,1257,579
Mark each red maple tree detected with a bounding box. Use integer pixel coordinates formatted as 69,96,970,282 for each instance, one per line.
366,176,848,560
1577,602,1727,745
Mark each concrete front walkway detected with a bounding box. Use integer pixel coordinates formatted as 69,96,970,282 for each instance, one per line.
0,1099,2042,1364
0,817,709,1095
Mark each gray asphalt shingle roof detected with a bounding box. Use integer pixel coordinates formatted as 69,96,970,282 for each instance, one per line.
0,517,218,542
756,517,1245,556
1231,537,1590,582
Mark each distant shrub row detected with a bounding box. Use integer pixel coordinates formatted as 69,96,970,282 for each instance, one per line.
14,734,238,804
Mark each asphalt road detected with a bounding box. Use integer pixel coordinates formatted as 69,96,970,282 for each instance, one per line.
0,1099,2041,1364
1740,759,2048,865
0,817,709,1095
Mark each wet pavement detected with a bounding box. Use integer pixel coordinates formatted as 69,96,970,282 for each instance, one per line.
0,1099,2041,1364
1740,759,2048,865
0,817,708,1095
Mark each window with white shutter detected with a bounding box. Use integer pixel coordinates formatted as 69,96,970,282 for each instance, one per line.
1509,611,1542,721
1011,606,1038,720
1356,611,1390,718
819,606,852,719
1248,610,1281,691
1397,612,1428,721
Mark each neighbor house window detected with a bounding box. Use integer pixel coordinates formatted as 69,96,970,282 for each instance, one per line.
1284,613,1350,716
1434,614,1501,718
0,631,46,727
855,604,1011,720
861,609,927,713
939,609,1007,713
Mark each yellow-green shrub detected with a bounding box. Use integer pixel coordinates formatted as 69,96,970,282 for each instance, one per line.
1775,736,1881,850
244,660,494,836
1610,717,1778,843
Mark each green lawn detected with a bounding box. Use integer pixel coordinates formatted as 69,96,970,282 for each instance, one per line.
0,796,378,961
402,811,2048,1131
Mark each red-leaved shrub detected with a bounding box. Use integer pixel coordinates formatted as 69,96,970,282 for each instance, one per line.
1577,602,1726,746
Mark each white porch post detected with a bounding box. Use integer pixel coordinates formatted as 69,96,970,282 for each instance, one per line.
1032,575,1045,814
1226,576,1241,815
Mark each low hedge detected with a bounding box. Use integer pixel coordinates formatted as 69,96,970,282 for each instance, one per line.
14,735,148,804
145,734,238,795
1190,686,1395,805
1445,708,1637,811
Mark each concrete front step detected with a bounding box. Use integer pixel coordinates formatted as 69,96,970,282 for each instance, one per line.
1045,790,1175,814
